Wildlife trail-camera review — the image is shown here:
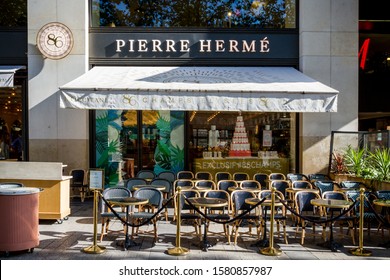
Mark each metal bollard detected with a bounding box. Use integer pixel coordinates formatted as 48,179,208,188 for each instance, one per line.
83,189,106,254
166,187,189,256
260,187,282,256
349,187,372,256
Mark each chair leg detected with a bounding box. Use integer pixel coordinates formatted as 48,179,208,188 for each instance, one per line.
300,223,306,245
153,219,158,242
100,218,106,242
283,222,288,244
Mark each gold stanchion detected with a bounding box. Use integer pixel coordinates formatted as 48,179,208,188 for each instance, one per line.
260,187,282,256
166,187,189,256
349,187,372,256
83,189,106,254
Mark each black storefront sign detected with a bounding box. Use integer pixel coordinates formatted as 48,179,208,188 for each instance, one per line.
89,31,298,66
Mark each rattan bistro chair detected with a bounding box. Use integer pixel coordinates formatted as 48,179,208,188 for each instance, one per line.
150,178,172,221
215,172,232,183
69,169,88,202
233,172,250,182
321,191,356,245
125,178,148,192
100,187,131,242
253,173,269,189
294,191,326,245
204,190,231,243
178,189,202,239
136,170,156,181
131,187,163,242
230,190,260,244
217,180,238,192
195,171,213,180
177,170,195,180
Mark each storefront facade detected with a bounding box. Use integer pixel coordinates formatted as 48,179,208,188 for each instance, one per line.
26,0,358,186
0,1,28,162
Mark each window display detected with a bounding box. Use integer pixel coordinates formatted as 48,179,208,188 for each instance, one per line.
190,111,296,175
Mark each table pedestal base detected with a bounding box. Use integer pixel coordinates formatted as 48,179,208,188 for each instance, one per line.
117,236,140,250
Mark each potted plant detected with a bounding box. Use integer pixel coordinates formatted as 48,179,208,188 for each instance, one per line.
364,148,390,191
343,145,368,177
330,151,349,180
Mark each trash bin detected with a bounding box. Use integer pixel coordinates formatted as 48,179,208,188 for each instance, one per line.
0,186,40,255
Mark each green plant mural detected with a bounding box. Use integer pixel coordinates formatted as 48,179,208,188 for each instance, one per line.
154,111,185,175
95,110,123,187
95,110,185,186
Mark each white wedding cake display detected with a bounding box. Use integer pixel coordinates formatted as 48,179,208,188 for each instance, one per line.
229,115,251,157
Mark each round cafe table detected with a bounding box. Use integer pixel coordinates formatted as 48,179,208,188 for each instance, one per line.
310,198,352,252
186,197,228,251
106,197,148,250
245,197,283,247
373,199,390,248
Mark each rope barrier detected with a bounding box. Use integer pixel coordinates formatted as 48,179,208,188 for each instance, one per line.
277,194,358,224
99,193,174,228
184,196,267,224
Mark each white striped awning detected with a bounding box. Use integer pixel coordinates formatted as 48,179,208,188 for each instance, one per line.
59,66,338,112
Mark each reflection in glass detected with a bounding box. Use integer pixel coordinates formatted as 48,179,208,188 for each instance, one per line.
91,0,296,29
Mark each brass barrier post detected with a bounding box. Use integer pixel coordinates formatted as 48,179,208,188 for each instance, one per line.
166,187,189,255
260,187,282,256
83,189,106,254
349,187,372,256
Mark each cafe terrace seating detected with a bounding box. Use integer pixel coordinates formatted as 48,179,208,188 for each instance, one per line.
269,180,290,198
204,190,231,244
215,171,232,183
194,180,216,193
239,180,261,190
258,189,288,244
157,171,176,184
339,181,366,190
217,180,238,192
178,189,202,239
345,190,381,236
230,190,260,244
173,179,194,191
287,173,309,182
308,173,331,182
268,173,286,181
253,173,269,189
131,187,163,243
232,172,250,182
69,169,89,202
100,187,131,242
125,178,148,192
294,190,326,245
136,170,156,181
321,191,356,245
150,178,172,221
195,171,213,180
177,170,195,180
313,180,340,197
375,190,390,236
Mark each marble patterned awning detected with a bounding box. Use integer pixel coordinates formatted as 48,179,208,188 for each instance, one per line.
59,66,338,112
